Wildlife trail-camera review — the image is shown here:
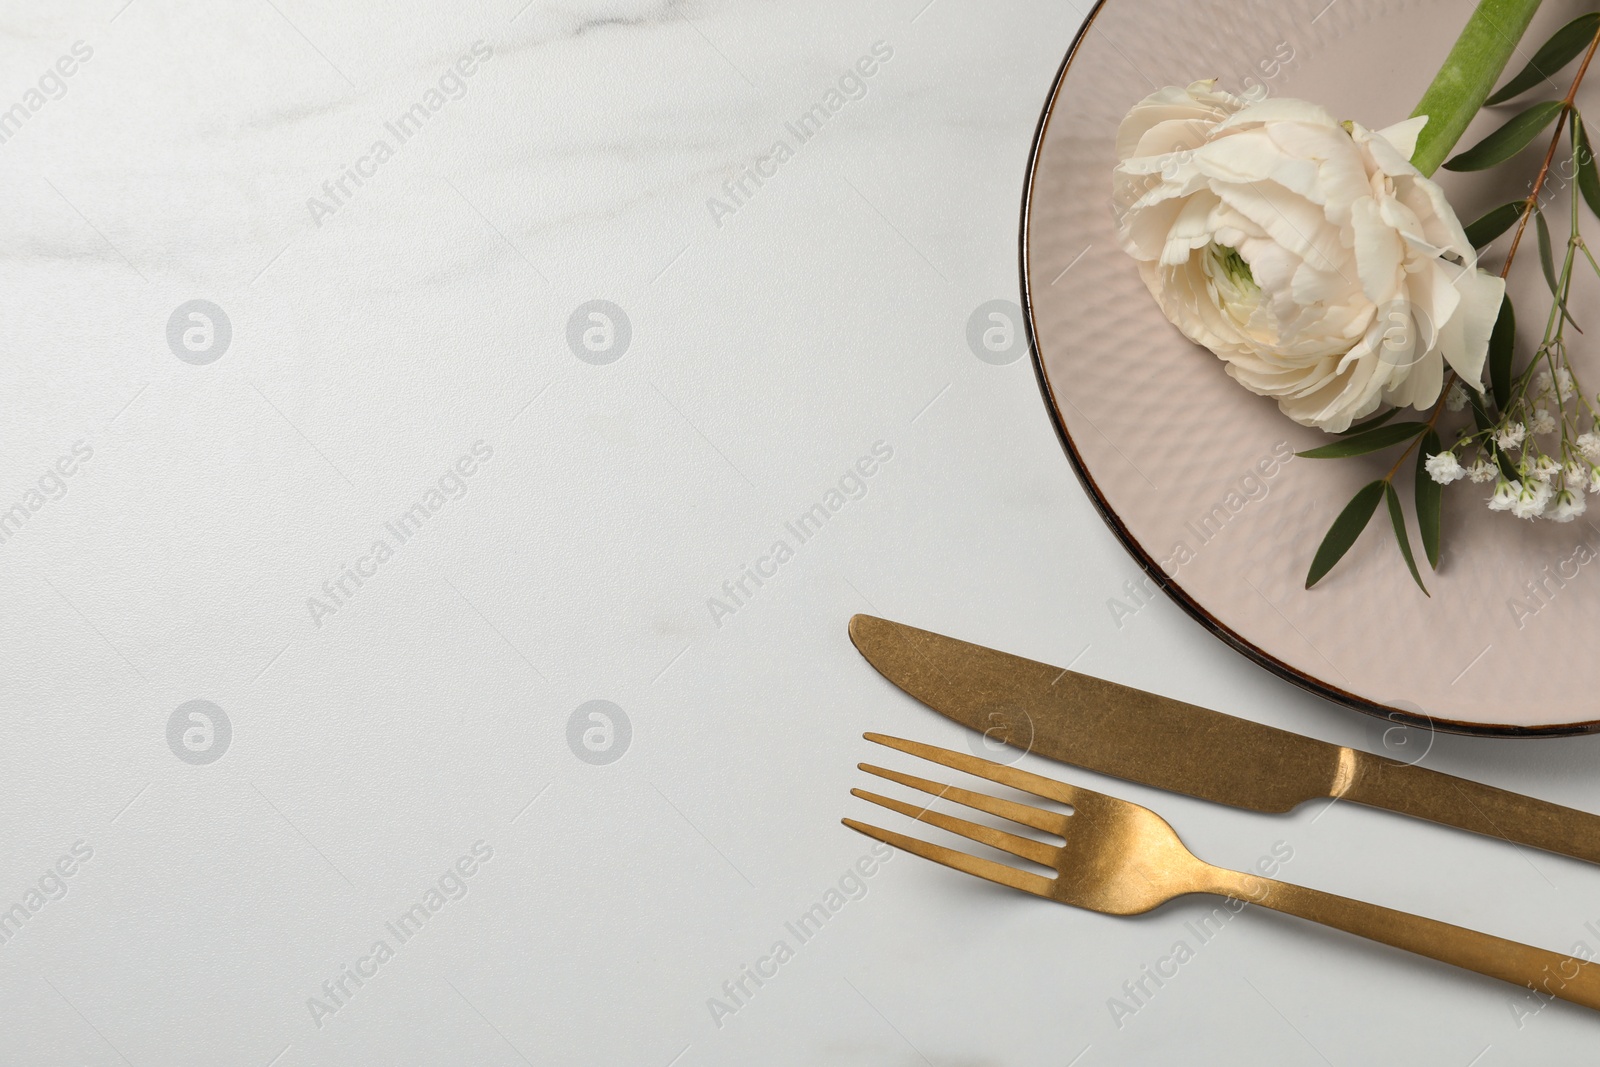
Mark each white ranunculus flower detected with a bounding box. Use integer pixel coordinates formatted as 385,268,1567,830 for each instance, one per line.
1112,81,1506,433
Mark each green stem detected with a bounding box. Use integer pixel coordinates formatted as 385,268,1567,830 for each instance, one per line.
1410,0,1545,175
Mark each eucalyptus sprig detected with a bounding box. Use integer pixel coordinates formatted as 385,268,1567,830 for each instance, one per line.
1305,6,1600,592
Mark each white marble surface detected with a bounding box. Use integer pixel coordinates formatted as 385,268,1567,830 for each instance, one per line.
6,0,1600,1063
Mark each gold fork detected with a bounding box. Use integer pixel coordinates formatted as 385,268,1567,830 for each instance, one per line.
844,733,1600,1011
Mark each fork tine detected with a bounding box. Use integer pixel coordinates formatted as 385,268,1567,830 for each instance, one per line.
850,787,1059,866
858,763,1064,835
864,732,1086,808
841,818,1054,897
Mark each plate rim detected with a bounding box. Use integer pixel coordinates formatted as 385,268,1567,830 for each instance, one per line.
1016,0,1600,738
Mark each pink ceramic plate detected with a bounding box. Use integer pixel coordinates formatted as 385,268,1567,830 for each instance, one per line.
1024,0,1600,734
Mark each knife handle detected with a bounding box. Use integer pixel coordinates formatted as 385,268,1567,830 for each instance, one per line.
1213,869,1600,1010
1340,753,1600,866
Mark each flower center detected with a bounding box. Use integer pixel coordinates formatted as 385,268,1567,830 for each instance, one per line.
1212,244,1256,288
1202,243,1262,328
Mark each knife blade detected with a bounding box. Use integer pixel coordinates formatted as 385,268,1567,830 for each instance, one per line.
849,613,1600,865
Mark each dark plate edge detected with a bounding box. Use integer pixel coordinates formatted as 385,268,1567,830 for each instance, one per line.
1016,0,1600,739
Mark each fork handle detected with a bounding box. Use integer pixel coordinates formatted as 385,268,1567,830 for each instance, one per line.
1212,868,1600,1010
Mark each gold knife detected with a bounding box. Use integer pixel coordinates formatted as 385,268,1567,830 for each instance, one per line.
849,614,1600,864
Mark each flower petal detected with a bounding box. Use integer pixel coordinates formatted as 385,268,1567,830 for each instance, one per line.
1372,115,1429,161
1437,267,1506,384
1351,196,1404,305
1114,81,1243,160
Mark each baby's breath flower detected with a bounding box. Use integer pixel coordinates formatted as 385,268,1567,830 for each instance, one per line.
1578,431,1600,462
1549,488,1588,523
1512,478,1553,519
1467,459,1497,483
1557,367,1576,401
1566,461,1590,489
1445,380,1468,412
1425,451,1465,484
1531,455,1563,482
1489,479,1520,512
1531,407,1557,436
1535,369,1553,396
1496,423,1527,451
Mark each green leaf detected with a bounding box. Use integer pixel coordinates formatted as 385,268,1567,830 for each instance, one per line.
1339,408,1399,436
1443,100,1565,171
1306,480,1386,589
1577,114,1600,220
1409,0,1545,175
1537,207,1558,293
1463,202,1525,247
1485,13,1600,105
1415,429,1443,571
1385,482,1430,595
1297,421,1428,459
1537,210,1584,331
1489,294,1515,410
